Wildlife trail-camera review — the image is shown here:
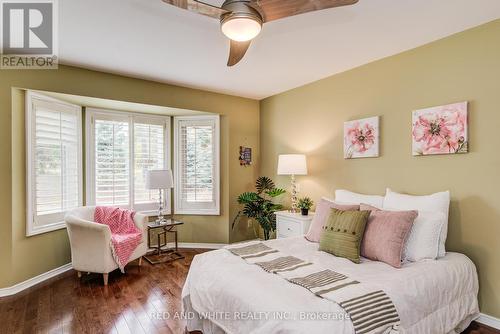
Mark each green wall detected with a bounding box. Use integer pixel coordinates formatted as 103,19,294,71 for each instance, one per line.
260,20,500,317
1,65,260,287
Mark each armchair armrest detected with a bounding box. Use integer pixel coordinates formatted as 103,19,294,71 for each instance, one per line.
65,215,111,240
65,215,113,273
133,212,149,245
133,212,148,231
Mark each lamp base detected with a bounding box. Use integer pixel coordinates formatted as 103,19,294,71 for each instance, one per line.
154,188,171,225
154,217,167,225
290,174,298,213
153,214,173,225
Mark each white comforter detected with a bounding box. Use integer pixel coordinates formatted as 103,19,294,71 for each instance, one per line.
182,237,479,334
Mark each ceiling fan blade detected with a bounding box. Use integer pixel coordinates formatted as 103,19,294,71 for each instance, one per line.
252,0,358,22
162,0,228,19
227,39,251,66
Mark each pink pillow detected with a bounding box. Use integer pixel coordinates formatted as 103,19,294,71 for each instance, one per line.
360,204,417,268
305,198,359,242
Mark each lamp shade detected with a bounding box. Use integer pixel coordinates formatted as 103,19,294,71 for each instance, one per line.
277,154,308,175
146,170,173,190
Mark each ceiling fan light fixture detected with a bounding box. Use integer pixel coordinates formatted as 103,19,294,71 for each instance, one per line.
163,0,360,66
221,15,262,42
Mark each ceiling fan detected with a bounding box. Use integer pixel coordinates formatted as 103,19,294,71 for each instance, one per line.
162,0,359,66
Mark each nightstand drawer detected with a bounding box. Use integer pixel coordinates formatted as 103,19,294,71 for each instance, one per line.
275,211,315,239
278,218,301,237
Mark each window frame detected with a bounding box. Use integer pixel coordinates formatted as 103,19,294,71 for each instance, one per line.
26,91,83,236
173,115,220,215
132,115,171,214
85,108,171,214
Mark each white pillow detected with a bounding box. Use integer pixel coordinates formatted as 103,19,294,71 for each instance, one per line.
335,189,384,208
383,188,450,258
402,211,446,261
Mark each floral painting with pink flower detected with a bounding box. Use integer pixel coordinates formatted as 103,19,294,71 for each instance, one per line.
344,116,379,159
412,102,468,156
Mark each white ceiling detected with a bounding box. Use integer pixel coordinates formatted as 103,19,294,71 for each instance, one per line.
59,0,500,100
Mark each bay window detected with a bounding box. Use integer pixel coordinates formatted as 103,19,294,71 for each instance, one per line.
26,93,220,238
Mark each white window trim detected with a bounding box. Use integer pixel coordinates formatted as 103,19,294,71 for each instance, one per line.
85,108,171,215
26,91,83,236
132,114,172,214
173,115,220,215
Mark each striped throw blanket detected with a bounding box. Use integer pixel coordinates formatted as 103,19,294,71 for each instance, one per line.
226,242,400,334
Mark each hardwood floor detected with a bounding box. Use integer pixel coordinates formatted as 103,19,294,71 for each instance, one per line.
0,249,206,334
0,248,496,334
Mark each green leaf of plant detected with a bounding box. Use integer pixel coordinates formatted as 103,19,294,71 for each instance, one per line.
237,192,259,204
271,204,283,211
265,188,286,197
256,176,275,194
242,202,261,219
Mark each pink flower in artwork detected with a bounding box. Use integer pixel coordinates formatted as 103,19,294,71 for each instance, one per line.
412,103,467,155
347,122,375,153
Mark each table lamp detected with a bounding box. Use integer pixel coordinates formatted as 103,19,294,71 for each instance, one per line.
146,169,173,224
277,154,308,213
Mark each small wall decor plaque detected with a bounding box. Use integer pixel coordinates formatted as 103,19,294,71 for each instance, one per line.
412,102,468,156
239,146,252,166
344,116,380,159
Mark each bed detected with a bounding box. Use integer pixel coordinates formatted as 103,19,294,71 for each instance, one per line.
182,236,479,334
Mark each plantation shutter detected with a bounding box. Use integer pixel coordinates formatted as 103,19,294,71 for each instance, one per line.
93,117,130,206
87,110,171,213
174,116,220,215
133,117,170,212
27,93,82,235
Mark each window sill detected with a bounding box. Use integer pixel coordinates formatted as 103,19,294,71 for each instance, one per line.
26,221,66,237
173,209,221,216
138,210,172,217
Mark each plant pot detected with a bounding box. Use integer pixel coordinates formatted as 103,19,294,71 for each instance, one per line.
301,208,309,216
254,222,276,240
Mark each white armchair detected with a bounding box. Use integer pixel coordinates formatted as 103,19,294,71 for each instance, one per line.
65,206,148,285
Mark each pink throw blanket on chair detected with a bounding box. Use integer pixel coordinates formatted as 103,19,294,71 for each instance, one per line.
94,206,143,273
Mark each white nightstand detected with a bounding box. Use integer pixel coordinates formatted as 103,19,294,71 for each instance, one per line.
275,211,315,239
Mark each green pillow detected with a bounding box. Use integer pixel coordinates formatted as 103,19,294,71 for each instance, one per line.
319,208,371,264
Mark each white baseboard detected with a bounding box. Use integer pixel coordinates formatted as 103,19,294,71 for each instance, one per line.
0,263,73,298
477,313,500,330
177,242,226,249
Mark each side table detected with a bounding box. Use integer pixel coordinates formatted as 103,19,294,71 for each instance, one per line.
274,211,315,239
144,220,185,265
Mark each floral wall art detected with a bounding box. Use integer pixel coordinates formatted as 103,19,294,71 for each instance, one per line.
344,116,380,159
412,102,468,156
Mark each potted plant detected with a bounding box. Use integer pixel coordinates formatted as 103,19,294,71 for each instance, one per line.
232,177,286,240
297,197,314,216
